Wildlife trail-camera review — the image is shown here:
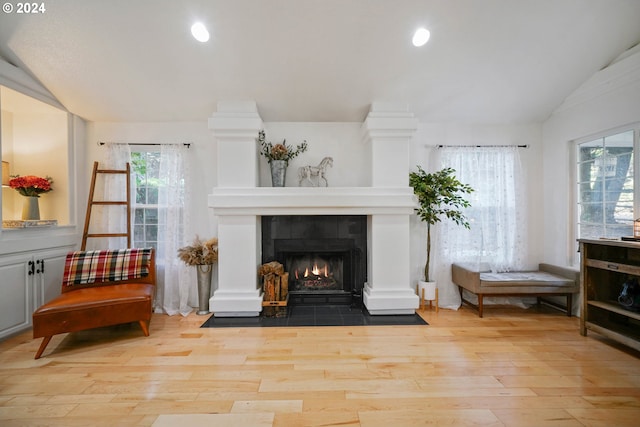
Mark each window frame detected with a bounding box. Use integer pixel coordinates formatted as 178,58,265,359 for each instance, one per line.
572,123,640,256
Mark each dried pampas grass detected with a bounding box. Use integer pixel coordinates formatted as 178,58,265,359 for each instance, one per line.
177,236,218,265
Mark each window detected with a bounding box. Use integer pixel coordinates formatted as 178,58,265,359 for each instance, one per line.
127,144,189,315
437,147,526,272
131,151,162,250
576,129,635,239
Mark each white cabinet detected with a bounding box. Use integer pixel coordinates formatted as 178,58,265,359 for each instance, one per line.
0,253,31,338
33,248,70,308
0,246,73,340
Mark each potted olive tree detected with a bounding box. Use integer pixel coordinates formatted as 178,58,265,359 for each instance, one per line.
409,166,473,305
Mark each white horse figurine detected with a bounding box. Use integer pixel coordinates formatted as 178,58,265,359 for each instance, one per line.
298,157,333,187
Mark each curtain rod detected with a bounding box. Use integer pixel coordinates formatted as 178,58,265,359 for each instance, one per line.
97,141,191,148
435,144,529,148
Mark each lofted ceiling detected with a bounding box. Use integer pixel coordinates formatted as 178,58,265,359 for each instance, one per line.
0,0,639,124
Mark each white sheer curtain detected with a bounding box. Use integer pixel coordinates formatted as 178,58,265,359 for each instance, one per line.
156,144,195,316
432,146,528,309
87,143,133,250
102,143,194,315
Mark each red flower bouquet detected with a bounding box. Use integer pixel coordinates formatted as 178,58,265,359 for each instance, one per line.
9,175,54,197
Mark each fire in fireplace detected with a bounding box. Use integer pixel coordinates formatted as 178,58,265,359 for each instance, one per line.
288,253,343,292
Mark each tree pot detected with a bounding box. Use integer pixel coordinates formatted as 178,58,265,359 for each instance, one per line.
417,280,438,311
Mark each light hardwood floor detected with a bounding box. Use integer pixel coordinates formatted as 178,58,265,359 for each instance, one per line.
1,304,639,426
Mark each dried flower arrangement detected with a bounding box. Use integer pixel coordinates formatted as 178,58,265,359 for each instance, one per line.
9,175,54,197
177,236,219,266
257,130,308,164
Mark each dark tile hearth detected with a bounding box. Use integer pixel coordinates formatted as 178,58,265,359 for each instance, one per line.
200,305,428,328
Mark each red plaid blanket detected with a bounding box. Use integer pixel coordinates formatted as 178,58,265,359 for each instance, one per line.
63,248,153,287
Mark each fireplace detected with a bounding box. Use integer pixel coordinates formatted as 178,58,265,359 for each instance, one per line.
262,215,366,305
209,102,420,317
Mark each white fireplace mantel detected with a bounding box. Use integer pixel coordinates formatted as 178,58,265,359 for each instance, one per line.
208,101,421,317
209,187,417,216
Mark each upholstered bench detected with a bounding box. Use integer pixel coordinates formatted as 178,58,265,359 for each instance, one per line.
451,263,579,318
32,248,156,359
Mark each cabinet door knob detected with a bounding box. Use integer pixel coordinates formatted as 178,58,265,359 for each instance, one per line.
36,259,44,274
28,260,35,276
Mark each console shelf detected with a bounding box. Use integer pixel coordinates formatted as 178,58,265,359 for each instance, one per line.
579,239,640,352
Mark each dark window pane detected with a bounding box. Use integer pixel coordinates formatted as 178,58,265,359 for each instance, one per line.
148,187,158,204
136,187,146,204
145,225,158,241
145,208,158,224
134,209,144,224
134,225,144,242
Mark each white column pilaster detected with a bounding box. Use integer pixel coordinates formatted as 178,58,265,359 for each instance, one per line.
208,101,263,188
362,102,418,187
208,101,264,316
362,103,419,314
210,215,262,316
363,214,417,314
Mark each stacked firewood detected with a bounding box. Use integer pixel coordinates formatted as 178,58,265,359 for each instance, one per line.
259,261,289,317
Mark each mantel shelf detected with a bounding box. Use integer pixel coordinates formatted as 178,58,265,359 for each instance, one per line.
208,186,417,216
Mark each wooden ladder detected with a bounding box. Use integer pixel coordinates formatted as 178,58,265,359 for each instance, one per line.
81,161,132,250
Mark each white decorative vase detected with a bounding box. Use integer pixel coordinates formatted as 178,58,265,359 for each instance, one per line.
196,264,213,315
22,196,40,220
417,280,438,311
270,160,287,187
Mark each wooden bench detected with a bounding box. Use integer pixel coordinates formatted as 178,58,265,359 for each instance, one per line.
451,262,579,318
32,248,155,359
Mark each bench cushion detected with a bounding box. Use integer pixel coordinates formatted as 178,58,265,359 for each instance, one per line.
479,271,575,288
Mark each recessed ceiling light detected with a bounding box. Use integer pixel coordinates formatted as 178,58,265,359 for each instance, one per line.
412,27,430,47
191,22,210,42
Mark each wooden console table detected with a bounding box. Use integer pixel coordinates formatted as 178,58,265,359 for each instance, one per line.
579,238,640,351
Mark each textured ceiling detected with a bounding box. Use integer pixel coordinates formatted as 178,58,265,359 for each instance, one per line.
0,0,639,123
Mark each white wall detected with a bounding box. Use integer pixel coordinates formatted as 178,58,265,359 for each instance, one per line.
260,122,369,187
11,111,69,223
542,50,640,267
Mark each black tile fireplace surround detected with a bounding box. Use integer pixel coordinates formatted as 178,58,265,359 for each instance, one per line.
261,215,367,305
